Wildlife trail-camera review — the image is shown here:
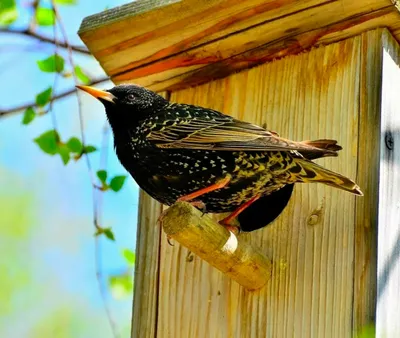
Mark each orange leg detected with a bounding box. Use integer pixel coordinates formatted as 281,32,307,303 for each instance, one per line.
177,175,231,202
219,194,261,232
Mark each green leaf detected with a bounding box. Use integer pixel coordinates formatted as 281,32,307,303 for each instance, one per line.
95,226,115,241
22,107,36,125
108,274,133,299
82,145,97,154
0,0,18,26
55,0,77,4
36,7,55,26
104,228,115,241
58,144,70,165
37,54,65,73
109,176,127,192
122,249,135,265
66,137,82,153
34,130,59,155
96,170,107,184
74,66,90,84
36,87,52,107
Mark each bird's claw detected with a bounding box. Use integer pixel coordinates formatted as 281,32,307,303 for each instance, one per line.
166,235,174,246
219,218,241,235
177,199,207,216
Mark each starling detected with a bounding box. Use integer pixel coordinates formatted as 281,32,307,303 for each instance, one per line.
77,84,363,233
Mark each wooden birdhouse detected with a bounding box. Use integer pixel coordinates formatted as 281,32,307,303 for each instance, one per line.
78,1,400,337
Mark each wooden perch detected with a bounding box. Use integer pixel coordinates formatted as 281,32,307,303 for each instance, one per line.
159,201,272,290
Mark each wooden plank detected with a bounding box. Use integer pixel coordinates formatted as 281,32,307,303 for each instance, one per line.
110,0,391,85
136,8,400,93
79,0,331,67
112,1,398,90
78,0,400,92
130,93,168,338
352,29,382,335
376,30,400,338
156,35,361,338
79,0,179,34
131,190,163,338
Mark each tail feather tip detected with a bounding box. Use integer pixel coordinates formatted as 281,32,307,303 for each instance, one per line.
353,185,364,196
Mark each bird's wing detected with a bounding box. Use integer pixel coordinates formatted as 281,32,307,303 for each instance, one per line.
146,106,338,156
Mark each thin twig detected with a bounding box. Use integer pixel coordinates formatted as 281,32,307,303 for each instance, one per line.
97,122,111,216
0,76,109,117
0,43,54,53
28,0,39,32
51,2,94,180
48,19,60,131
51,2,119,337
0,27,90,55
94,123,116,336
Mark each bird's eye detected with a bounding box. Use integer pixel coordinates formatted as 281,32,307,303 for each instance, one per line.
127,94,135,100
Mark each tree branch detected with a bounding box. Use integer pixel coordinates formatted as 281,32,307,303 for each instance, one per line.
0,76,109,117
0,27,91,55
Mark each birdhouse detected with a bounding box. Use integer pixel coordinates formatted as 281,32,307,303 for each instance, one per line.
78,1,400,337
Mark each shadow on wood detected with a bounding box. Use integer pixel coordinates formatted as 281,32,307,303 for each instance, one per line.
237,184,294,232
159,201,272,290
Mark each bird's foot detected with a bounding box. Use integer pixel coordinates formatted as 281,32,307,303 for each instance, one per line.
189,200,207,213
218,195,261,233
156,209,175,246
176,199,207,215
166,234,174,246
218,218,241,235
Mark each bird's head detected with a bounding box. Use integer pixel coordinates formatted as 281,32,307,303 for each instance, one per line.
77,84,168,128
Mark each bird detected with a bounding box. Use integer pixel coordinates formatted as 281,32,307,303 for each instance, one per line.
77,83,363,233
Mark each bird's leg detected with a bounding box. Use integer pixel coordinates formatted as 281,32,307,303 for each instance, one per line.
177,175,231,202
176,175,231,211
219,194,261,233
188,200,207,213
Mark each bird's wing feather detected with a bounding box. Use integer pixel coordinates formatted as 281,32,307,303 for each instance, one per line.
146,105,337,156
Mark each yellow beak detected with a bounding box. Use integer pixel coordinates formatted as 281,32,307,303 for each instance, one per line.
76,85,115,103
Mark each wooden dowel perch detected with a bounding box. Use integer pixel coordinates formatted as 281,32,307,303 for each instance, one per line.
159,201,272,290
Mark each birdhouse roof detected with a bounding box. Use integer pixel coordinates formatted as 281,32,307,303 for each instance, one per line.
78,0,400,91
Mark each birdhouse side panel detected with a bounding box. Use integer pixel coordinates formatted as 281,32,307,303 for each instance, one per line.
156,35,361,338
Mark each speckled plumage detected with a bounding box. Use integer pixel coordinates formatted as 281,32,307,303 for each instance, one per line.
78,84,363,231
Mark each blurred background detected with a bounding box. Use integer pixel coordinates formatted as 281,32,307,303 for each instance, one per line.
0,1,139,337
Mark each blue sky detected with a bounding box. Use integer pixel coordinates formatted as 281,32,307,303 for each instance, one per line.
0,1,140,336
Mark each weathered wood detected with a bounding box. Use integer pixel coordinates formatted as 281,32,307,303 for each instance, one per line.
131,192,163,338
124,27,400,338
160,202,272,290
79,0,179,33
352,29,381,333
130,92,168,338
78,0,400,92
376,30,400,338
155,35,361,338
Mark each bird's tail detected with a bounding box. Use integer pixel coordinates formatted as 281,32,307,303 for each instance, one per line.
299,139,342,160
293,158,363,196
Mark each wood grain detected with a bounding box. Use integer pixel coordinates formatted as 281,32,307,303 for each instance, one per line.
78,0,400,92
131,190,163,338
160,202,272,290
155,35,361,338
352,29,382,335
130,92,168,338
79,0,331,66
376,30,400,338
